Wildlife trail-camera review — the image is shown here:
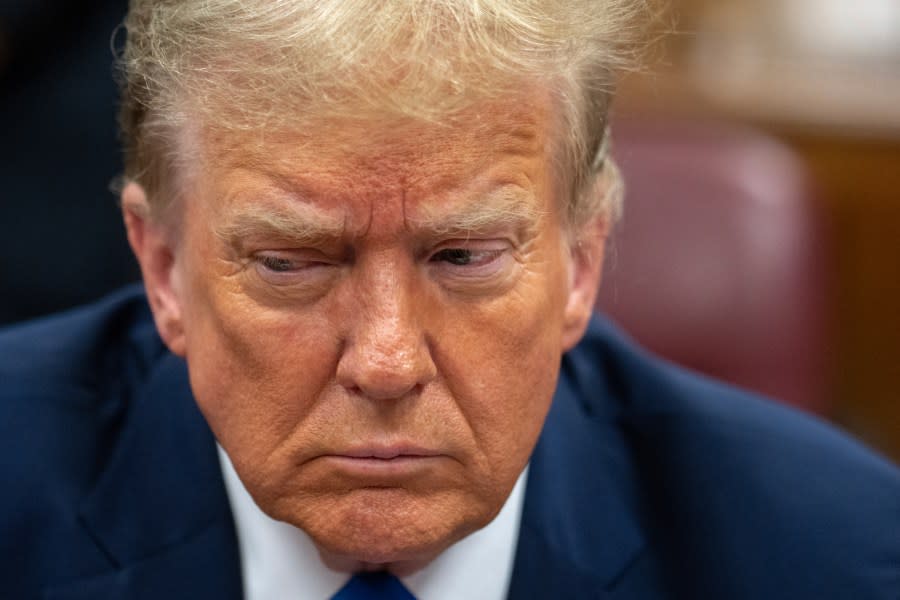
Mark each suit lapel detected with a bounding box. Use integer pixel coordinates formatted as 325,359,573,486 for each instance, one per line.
55,353,242,599
507,348,648,599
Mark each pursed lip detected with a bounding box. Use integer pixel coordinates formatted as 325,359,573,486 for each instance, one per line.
331,445,444,460
301,443,456,481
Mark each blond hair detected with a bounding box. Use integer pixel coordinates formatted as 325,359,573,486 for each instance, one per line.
118,0,654,227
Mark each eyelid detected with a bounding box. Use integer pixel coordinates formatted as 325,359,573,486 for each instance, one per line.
253,245,348,264
255,249,318,264
429,237,515,259
250,249,343,290
427,239,515,282
430,237,514,251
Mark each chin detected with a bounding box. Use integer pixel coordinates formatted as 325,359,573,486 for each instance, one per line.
275,487,492,569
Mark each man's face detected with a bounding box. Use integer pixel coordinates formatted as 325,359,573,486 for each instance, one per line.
128,93,604,571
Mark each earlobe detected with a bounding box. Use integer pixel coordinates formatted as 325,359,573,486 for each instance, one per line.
560,216,608,352
122,182,187,356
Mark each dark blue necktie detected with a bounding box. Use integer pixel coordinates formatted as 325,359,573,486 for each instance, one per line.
331,571,417,600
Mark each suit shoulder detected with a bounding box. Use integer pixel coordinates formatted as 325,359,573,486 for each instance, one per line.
564,315,900,597
0,288,200,592
0,285,161,397
0,286,166,522
569,315,898,481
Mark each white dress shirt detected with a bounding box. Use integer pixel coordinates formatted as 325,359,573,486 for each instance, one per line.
218,446,527,600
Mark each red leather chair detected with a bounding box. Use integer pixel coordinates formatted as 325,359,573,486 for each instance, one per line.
596,118,830,414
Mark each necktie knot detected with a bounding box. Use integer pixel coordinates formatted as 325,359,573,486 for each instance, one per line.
331,571,417,600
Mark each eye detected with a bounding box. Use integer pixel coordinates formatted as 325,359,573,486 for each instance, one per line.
251,250,339,288
426,241,516,292
259,255,300,272
429,247,503,267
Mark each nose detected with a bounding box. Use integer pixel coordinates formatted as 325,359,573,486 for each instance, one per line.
336,263,437,401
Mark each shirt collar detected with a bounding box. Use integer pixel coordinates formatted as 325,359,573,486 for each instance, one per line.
218,445,527,600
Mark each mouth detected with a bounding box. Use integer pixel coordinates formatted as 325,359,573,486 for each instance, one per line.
337,445,443,460
318,445,448,479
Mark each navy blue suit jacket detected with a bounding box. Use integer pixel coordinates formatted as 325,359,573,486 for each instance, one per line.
2,287,898,599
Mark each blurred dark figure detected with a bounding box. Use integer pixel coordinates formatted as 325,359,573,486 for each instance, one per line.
0,0,137,325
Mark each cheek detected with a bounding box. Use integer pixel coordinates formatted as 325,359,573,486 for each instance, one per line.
178,246,340,465
431,253,570,480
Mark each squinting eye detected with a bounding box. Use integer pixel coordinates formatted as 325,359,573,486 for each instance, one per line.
430,248,503,267
259,255,298,272
427,242,514,292
251,251,339,290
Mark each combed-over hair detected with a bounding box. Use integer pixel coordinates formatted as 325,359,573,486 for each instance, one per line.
117,0,654,228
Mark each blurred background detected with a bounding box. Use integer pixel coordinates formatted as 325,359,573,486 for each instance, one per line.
606,0,900,464
0,0,897,463
0,0,137,322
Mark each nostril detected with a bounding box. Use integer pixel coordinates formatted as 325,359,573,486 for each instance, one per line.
340,370,420,401
346,381,424,402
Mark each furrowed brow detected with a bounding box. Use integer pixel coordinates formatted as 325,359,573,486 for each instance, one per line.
214,204,345,249
412,187,546,237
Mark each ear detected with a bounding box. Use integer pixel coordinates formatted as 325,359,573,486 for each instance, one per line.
122,182,187,356
560,215,609,352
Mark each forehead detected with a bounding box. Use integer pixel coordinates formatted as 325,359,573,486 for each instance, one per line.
195,90,554,174
185,92,561,230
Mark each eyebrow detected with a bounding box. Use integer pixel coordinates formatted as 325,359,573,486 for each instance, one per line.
214,202,346,249
214,185,545,249
410,186,546,237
